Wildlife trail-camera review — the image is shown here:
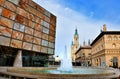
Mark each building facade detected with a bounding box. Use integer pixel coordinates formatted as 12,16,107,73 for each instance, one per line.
0,0,56,67
75,42,91,66
71,28,79,62
91,24,120,68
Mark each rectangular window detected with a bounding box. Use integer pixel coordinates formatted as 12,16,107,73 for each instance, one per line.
33,45,41,52
8,0,19,5
13,22,25,32
25,26,34,35
42,27,49,34
41,40,48,46
48,48,54,54
44,10,51,17
41,20,49,28
48,42,54,48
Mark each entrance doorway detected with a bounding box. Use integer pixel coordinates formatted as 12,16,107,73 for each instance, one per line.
113,57,118,68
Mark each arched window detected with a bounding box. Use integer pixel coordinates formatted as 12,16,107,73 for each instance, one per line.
112,43,116,48
113,36,118,40
108,36,112,40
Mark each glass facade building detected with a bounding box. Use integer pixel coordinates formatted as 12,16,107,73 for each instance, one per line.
0,0,56,67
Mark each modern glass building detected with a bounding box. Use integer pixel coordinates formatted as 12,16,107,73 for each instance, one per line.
0,0,56,67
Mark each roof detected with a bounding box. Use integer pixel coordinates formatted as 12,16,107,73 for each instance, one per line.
91,31,120,46
75,46,91,54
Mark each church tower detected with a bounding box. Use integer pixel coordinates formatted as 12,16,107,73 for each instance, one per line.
71,28,79,62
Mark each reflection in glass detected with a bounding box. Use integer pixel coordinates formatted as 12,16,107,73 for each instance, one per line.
14,22,25,32
48,48,54,54
43,27,49,34
42,40,48,46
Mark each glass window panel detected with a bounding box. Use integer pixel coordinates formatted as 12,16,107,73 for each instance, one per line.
2,8,16,20
33,45,40,52
12,30,24,40
33,37,41,45
13,22,25,32
41,46,47,53
0,0,5,6
8,0,19,5
42,33,48,40
34,23,42,32
17,7,27,17
43,27,49,34
34,30,42,38
0,25,12,37
44,21,49,28
10,39,22,48
22,42,32,50
42,40,48,46
23,34,33,43
25,26,33,35
4,1,17,12
48,42,54,48
48,48,54,54
0,17,14,28
0,36,10,46
45,16,50,23
44,10,51,17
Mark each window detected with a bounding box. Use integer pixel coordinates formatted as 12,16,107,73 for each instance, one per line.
48,42,54,48
112,43,116,48
108,36,112,40
42,27,49,34
14,22,25,32
42,40,48,46
48,48,54,54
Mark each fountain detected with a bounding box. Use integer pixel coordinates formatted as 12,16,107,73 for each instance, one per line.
7,46,119,79
57,46,73,72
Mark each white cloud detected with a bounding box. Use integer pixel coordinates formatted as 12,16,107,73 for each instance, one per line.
33,0,120,57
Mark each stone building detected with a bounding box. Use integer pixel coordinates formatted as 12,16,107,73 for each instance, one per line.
0,0,56,67
75,41,91,66
71,28,79,63
91,24,120,68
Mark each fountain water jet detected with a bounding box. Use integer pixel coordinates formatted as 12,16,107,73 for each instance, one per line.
57,46,73,72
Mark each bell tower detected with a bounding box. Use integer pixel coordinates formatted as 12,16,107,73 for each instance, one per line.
71,28,79,62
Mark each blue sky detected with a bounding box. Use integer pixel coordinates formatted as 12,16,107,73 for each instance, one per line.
33,0,120,58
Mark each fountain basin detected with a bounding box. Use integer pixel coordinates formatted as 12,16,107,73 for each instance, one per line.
7,67,119,79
